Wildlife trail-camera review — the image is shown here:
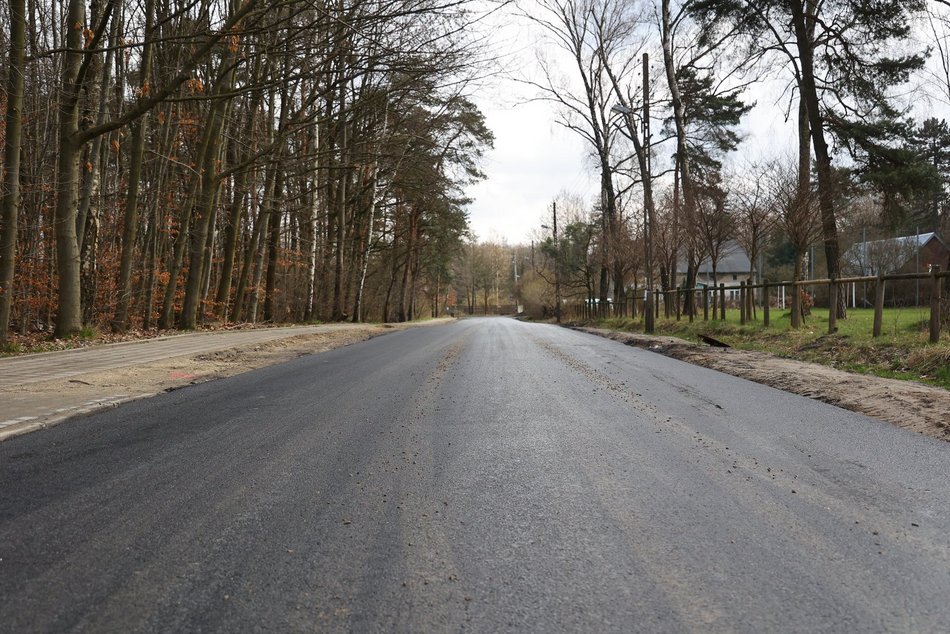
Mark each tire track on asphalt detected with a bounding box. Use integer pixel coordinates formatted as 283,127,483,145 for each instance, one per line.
529,331,949,631
351,329,475,630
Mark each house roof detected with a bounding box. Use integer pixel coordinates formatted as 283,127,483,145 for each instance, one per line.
844,232,948,272
679,241,753,274
850,232,938,253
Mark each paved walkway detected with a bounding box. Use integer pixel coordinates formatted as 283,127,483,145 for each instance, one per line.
0,324,373,439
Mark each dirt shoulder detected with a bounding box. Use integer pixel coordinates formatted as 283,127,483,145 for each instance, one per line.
7,318,947,444
577,326,950,442
0,321,449,441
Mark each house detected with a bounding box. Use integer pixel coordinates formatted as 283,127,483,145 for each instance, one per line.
843,232,950,306
844,232,949,276
676,241,756,302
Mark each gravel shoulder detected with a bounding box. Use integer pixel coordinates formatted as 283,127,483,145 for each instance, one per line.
578,326,950,442
0,320,450,441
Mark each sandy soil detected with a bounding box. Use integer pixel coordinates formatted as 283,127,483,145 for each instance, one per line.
578,327,950,442
0,324,412,434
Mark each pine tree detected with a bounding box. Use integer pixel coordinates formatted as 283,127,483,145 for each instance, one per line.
691,0,928,318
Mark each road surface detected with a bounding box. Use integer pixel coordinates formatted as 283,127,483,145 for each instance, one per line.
2,317,949,632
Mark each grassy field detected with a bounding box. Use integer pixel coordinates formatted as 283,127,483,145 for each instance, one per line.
593,306,950,390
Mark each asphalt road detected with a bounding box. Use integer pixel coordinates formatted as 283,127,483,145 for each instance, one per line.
2,317,949,632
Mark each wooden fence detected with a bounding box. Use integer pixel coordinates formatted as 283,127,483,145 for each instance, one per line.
566,266,949,343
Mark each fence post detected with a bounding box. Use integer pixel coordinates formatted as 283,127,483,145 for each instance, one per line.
828,278,838,334
675,287,681,321
703,288,709,321
931,265,942,344
719,283,726,320
750,279,756,321
873,275,884,338
740,281,746,325
763,280,770,327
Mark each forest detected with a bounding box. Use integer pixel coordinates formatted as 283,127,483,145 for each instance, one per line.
0,0,494,344
3,0,950,346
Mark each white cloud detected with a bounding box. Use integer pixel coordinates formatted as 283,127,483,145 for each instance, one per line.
466,95,597,244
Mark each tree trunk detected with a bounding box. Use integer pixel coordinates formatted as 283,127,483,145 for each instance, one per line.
246,158,282,324
178,73,234,329
112,0,155,331
0,0,26,343
331,114,348,321
75,0,108,252
792,250,804,328
143,103,179,330
262,169,284,322
230,180,267,323
304,121,321,322
158,177,199,330
79,202,100,326
662,0,698,318
213,163,251,318
790,0,845,319
52,0,86,338
397,212,416,322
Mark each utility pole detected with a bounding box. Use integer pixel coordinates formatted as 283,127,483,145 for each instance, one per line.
553,201,561,323
642,53,655,334
610,54,655,333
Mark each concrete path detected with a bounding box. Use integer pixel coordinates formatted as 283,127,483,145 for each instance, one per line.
0,324,373,438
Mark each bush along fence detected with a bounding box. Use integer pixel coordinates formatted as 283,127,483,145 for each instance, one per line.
566,266,949,343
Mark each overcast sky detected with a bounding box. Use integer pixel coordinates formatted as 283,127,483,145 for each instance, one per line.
461,2,950,246
463,71,794,247
466,90,597,245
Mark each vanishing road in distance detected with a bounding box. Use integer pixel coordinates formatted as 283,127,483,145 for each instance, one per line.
2,317,949,632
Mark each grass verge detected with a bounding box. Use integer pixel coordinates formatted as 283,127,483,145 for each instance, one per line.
591,306,950,390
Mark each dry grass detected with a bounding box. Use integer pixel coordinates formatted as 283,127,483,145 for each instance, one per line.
593,306,950,390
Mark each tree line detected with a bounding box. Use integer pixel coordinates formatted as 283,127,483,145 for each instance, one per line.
523,0,950,325
0,0,495,343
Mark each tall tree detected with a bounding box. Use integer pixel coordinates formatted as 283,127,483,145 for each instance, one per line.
526,0,635,307
0,0,26,344
767,158,820,327
691,0,928,319
111,0,156,332
660,0,750,315
731,166,774,290
907,118,950,233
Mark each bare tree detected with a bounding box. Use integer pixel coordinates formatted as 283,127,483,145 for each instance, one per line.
731,165,775,304
767,158,820,327
525,0,636,308
0,0,25,344
694,183,733,294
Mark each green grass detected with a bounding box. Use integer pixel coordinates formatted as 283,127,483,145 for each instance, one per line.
0,340,22,354
77,325,99,340
593,306,950,390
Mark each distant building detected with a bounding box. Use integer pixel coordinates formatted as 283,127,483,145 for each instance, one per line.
843,232,950,306
677,241,756,302
844,232,949,276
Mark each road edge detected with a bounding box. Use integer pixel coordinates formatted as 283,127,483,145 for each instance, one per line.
0,319,455,443
572,324,950,442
